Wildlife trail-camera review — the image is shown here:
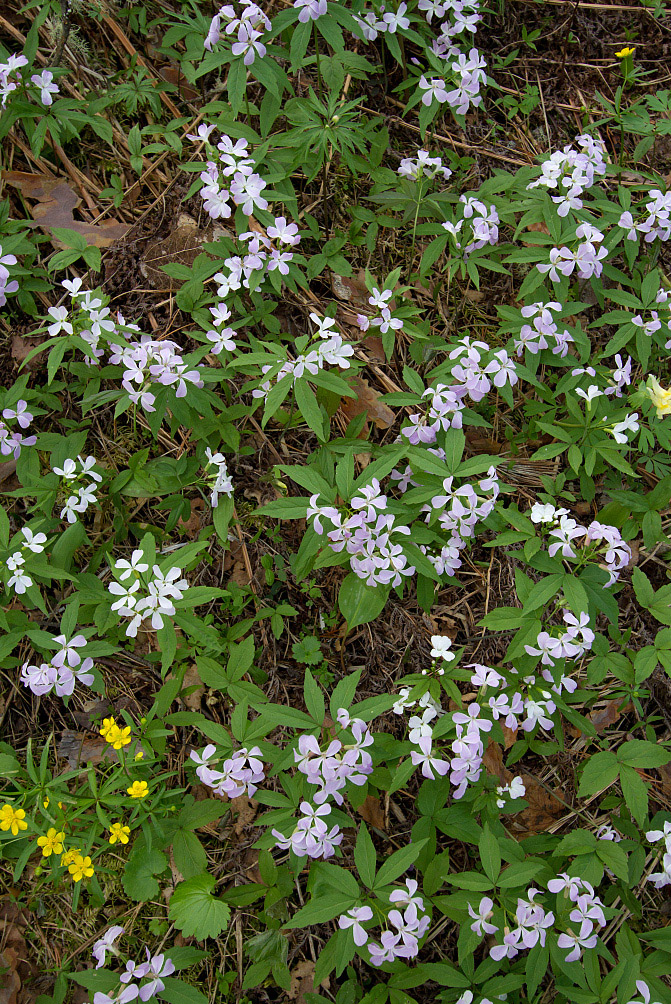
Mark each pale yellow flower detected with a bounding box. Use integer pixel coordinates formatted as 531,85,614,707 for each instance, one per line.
0,804,27,836
647,375,671,418
615,46,635,58
109,822,131,845
37,827,65,857
126,781,148,799
68,854,94,882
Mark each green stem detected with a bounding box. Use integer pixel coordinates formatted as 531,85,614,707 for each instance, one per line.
313,22,323,101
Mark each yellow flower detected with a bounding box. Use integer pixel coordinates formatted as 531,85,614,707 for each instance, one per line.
134,751,144,761
60,847,80,867
615,46,635,57
109,822,131,845
68,854,94,882
647,375,671,418
99,716,118,740
127,781,148,799
108,726,132,751
37,827,65,857
0,804,27,837
42,797,49,809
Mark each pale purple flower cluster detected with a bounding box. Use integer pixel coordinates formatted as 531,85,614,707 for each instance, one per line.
646,821,671,889
355,2,410,40
49,280,117,364
204,448,233,507
190,743,264,798
418,467,500,579
307,479,416,587
197,132,268,220
399,383,465,446
109,334,204,414
527,133,607,217
20,633,94,698
537,223,608,283
341,879,430,965
618,189,671,244
108,555,188,637
0,52,28,107
252,313,353,399
442,198,499,258
91,927,175,1002
269,711,375,858
204,1,271,63
418,47,486,115
439,336,517,402
52,455,103,524
514,301,574,358
356,286,404,338
210,215,299,300
530,503,630,585
0,397,36,458
423,0,482,53
3,526,47,597
0,243,19,306
398,149,452,181
525,608,594,676
549,874,607,962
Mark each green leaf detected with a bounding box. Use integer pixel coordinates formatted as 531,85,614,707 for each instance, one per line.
122,846,167,902
303,667,325,722
355,824,377,888
373,840,426,891
577,751,619,797
338,572,389,630
284,894,358,928
617,740,671,768
159,978,211,1004
478,825,501,883
172,829,207,880
169,873,232,940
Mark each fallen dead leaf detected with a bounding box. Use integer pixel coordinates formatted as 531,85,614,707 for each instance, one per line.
231,794,258,838
339,376,394,438
178,498,207,539
288,960,317,1003
11,334,45,371
589,697,632,735
331,269,370,308
356,794,385,830
482,740,509,787
4,171,129,248
156,64,199,100
0,899,37,1004
181,663,205,711
512,773,566,836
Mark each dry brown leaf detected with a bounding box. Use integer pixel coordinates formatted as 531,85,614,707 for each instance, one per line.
356,794,385,830
339,376,394,438
0,899,37,1004
156,64,198,100
288,960,317,1003
512,773,565,836
659,762,671,798
590,697,632,735
231,794,258,838
482,740,509,786
11,334,45,371
0,461,18,492
4,171,129,247
331,269,369,307
181,663,204,711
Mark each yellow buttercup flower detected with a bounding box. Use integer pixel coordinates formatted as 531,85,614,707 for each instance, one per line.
615,46,635,57
37,827,65,857
68,854,94,882
0,804,27,836
108,726,132,751
647,375,671,418
109,822,131,845
99,716,118,740
134,751,144,761
127,781,148,799
61,847,80,868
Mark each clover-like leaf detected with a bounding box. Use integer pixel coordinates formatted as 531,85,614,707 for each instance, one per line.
169,873,231,941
